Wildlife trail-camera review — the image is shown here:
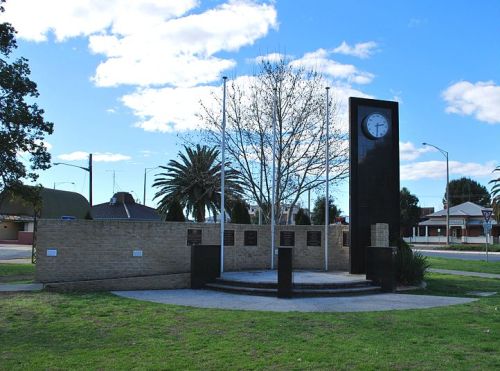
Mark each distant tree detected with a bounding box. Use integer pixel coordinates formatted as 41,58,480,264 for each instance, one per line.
490,166,500,221
294,208,311,225
153,145,244,222
400,187,420,237
445,177,491,207
311,196,341,225
0,1,53,194
231,198,251,224
164,199,186,222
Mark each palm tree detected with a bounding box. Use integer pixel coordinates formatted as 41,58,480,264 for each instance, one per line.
153,145,244,222
490,166,500,221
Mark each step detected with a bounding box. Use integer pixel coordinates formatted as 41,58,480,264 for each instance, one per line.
215,278,375,290
206,283,277,296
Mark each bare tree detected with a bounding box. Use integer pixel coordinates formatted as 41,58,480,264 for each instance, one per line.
199,59,348,224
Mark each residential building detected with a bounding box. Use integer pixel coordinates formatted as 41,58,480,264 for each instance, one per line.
91,192,160,221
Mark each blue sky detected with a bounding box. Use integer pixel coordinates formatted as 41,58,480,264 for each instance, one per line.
2,0,499,213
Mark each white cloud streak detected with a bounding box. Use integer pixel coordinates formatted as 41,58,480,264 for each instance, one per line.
442,80,500,124
401,160,497,180
399,141,435,161
58,151,131,162
333,41,378,59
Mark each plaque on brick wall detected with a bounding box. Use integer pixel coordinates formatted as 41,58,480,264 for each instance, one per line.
187,229,202,245
280,231,295,247
244,230,258,246
224,230,235,246
307,231,321,246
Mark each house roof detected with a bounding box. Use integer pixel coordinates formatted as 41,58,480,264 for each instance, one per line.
0,187,90,219
426,201,492,218
91,192,160,221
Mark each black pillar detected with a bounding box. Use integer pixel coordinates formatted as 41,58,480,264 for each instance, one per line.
277,247,293,298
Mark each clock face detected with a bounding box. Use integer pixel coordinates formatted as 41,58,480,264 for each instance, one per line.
362,112,389,139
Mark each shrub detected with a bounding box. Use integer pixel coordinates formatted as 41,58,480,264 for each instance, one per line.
395,239,429,285
231,199,251,224
295,208,311,225
164,199,186,222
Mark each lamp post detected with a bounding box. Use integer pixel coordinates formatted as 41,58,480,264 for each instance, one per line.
53,153,92,206
53,181,75,189
143,167,159,206
422,143,449,245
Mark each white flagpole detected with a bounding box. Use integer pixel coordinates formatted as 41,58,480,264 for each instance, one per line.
271,87,277,270
325,87,330,271
220,76,227,275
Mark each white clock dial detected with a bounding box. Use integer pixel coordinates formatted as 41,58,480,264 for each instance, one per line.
363,113,389,139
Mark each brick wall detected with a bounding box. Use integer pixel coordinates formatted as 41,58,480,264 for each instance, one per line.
35,220,350,288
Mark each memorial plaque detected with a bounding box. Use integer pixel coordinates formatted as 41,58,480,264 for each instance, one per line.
307,231,321,246
187,229,202,246
224,230,235,246
244,230,258,246
280,231,295,247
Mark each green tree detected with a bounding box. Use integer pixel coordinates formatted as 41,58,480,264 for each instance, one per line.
294,208,311,225
0,1,53,194
400,187,420,237
153,145,244,222
231,198,251,224
311,196,340,225
490,166,500,221
445,177,491,207
163,199,186,222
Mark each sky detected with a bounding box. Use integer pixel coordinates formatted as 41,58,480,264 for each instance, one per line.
2,0,499,214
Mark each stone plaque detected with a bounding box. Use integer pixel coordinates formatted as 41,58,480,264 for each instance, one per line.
224,230,235,246
187,229,202,246
244,230,258,246
307,231,321,246
280,231,295,247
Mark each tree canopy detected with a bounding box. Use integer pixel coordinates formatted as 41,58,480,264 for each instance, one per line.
0,1,53,194
311,196,341,225
231,198,251,224
294,208,311,225
445,177,491,208
400,187,420,237
490,166,500,221
199,58,348,224
153,145,244,222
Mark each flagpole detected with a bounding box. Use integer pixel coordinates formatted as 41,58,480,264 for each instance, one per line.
220,76,227,275
325,87,330,271
271,87,277,270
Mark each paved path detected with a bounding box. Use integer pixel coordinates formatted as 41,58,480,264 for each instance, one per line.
414,248,500,262
428,268,500,279
0,244,32,260
0,283,43,292
113,290,476,313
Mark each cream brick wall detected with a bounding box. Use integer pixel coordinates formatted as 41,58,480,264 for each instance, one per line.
35,220,350,285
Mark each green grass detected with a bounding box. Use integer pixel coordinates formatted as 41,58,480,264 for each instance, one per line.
0,263,35,283
428,257,500,275
440,244,500,252
1,274,500,370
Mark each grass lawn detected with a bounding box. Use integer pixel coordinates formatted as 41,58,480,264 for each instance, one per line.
0,263,35,283
1,273,500,370
440,244,500,252
428,257,500,275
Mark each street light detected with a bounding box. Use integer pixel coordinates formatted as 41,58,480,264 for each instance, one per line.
422,142,449,245
53,181,75,190
143,166,160,206
53,153,93,206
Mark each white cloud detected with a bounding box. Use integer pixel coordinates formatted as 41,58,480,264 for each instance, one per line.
249,52,291,64
290,49,374,84
401,160,497,181
399,141,435,161
3,0,278,87
442,81,500,124
58,151,131,162
333,41,378,59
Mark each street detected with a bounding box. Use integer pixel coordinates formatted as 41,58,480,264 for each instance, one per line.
413,246,500,262
0,244,33,261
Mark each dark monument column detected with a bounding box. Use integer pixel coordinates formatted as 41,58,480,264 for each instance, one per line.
349,98,400,274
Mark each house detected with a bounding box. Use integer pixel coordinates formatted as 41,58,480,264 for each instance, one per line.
0,187,91,244
91,192,160,221
407,201,499,244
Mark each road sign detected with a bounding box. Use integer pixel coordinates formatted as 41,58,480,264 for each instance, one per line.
482,209,493,223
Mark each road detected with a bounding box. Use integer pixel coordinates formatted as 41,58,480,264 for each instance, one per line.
0,244,33,260
413,247,500,262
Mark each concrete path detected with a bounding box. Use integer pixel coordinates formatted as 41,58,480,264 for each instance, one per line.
428,268,500,279
113,289,476,313
0,283,43,292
